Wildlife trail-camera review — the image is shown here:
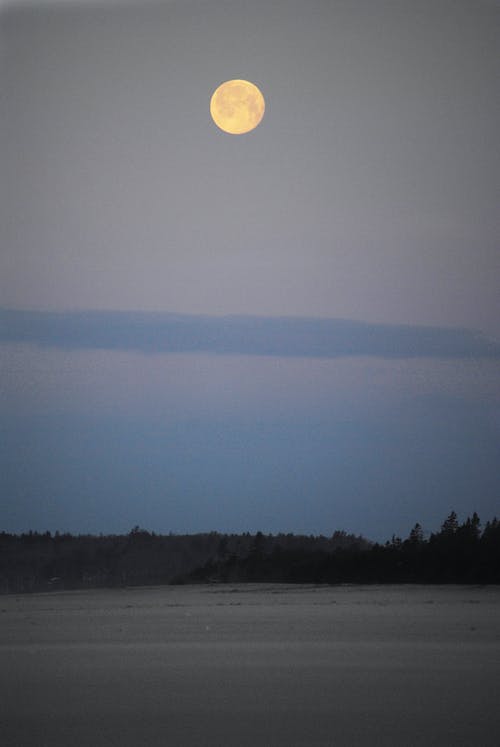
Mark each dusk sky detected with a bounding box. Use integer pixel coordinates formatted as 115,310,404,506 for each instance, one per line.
1,0,499,541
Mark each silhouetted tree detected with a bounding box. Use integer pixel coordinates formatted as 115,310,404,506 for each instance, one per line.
408,523,424,545
441,511,459,536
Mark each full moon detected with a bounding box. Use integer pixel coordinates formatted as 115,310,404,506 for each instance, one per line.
210,79,265,135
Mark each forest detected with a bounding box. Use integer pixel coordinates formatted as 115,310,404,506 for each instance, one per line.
0,512,499,593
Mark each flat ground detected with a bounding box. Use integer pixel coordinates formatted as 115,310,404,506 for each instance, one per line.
1,584,499,746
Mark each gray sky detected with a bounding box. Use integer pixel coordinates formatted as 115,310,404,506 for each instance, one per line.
1,0,499,540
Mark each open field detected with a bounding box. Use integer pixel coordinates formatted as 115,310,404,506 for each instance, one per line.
1,584,499,746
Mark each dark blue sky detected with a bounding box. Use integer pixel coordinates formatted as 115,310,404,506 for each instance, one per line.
1,0,499,540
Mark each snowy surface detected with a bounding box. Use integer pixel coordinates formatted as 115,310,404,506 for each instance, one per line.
1,584,499,746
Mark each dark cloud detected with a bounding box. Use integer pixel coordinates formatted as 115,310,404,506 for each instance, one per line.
1,308,499,359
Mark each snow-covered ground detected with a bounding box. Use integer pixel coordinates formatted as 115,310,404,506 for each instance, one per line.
1,584,499,746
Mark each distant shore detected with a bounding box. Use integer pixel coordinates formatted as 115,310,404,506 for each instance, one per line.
1,511,499,594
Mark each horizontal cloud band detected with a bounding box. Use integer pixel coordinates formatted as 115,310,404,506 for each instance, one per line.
1,308,499,359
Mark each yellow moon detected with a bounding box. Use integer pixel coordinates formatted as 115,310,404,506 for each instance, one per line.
210,79,265,135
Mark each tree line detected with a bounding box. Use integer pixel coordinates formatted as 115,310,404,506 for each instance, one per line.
0,526,367,593
0,512,498,593
184,512,499,585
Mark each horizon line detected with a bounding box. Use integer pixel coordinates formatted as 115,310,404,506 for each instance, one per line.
1,307,499,360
